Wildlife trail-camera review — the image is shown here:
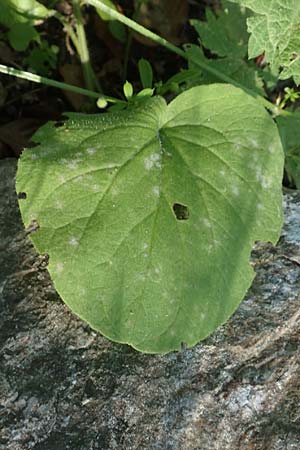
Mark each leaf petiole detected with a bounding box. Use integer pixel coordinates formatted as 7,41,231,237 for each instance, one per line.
0,64,125,105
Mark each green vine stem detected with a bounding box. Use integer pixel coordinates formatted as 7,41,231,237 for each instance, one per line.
73,0,101,92
87,0,293,117
0,64,124,105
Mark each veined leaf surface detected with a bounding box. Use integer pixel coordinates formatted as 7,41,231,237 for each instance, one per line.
17,85,284,353
191,0,250,59
229,0,300,84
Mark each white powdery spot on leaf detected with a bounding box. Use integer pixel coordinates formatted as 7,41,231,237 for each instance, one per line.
213,239,221,248
69,236,79,246
256,173,272,189
55,200,64,210
250,138,259,148
86,147,96,155
137,273,146,282
59,175,66,183
106,163,118,169
55,262,64,273
231,185,240,196
152,186,160,196
67,160,79,170
144,153,161,170
268,144,276,154
202,218,212,228
261,177,272,189
255,168,271,188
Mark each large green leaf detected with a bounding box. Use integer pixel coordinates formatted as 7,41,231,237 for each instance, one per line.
16,85,284,353
229,0,300,84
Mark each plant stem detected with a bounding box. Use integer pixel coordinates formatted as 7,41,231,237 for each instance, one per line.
86,0,292,117
87,0,184,57
54,12,82,56
0,64,124,104
73,0,101,92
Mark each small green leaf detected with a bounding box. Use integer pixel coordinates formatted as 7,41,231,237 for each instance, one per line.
8,22,39,51
25,41,58,75
123,80,133,99
17,85,284,353
137,88,154,98
138,58,153,89
108,21,127,43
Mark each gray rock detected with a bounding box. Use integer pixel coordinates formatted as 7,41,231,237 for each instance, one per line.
0,158,299,450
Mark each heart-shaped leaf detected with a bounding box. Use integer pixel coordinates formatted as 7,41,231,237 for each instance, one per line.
16,84,284,353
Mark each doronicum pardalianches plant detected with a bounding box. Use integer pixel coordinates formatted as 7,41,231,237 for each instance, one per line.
2,0,300,353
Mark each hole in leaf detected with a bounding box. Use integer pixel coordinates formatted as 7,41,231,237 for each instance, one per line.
18,192,27,199
173,203,189,220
